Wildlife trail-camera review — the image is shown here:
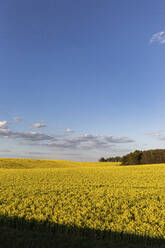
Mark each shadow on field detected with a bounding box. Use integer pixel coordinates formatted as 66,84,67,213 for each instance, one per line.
0,215,164,248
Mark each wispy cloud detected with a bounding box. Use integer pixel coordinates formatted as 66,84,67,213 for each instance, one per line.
0,128,135,150
147,130,165,140
14,117,22,122
65,128,74,133
27,152,52,155
0,119,135,151
45,134,135,150
105,136,134,143
0,121,8,129
150,31,165,44
32,122,47,129
0,149,11,153
147,130,162,136
0,129,53,141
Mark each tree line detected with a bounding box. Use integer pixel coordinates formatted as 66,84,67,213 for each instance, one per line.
99,149,165,165
99,156,122,162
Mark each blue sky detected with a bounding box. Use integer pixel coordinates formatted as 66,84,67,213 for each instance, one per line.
0,0,165,161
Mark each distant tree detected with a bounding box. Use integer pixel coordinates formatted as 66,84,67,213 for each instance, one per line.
99,156,121,162
121,150,142,165
99,157,106,162
106,156,121,162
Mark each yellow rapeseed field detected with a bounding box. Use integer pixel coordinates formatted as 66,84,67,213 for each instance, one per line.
0,158,164,247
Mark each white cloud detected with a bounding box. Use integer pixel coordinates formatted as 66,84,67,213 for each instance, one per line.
147,130,165,140
65,128,74,133
0,149,11,153
14,117,22,122
147,130,162,137
45,134,135,150
0,129,53,141
150,31,165,44
0,120,135,151
0,121,8,129
105,136,135,143
32,123,47,129
27,152,52,155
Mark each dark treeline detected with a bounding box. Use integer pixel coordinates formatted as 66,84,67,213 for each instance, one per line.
122,149,165,165
99,156,122,162
99,149,165,165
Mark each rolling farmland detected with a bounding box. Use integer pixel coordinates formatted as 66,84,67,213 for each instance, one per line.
0,159,164,247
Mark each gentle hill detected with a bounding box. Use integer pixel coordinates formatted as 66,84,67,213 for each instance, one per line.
0,158,119,169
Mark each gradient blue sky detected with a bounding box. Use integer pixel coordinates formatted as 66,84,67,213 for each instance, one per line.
0,0,165,161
